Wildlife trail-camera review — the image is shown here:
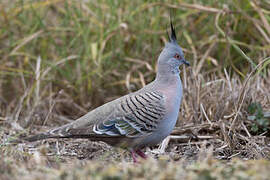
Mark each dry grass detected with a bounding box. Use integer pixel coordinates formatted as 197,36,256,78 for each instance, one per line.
1,0,270,179
1,69,270,178
1,143,270,179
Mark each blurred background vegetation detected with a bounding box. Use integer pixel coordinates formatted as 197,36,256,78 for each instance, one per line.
1,0,270,179
0,0,269,131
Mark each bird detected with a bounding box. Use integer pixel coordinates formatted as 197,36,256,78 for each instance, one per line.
11,20,190,162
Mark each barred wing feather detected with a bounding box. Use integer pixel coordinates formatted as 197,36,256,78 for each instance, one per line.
93,91,166,137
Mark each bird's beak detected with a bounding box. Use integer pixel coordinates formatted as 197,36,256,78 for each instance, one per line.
183,59,190,66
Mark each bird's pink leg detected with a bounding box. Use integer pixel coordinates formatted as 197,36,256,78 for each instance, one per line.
135,149,147,159
131,150,138,163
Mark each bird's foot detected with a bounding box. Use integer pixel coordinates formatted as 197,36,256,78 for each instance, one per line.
135,149,147,159
131,150,138,163
131,149,147,163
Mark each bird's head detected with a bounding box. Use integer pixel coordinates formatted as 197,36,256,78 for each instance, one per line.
157,21,190,74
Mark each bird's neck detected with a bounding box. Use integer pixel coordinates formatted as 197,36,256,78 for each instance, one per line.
156,64,180,82
155,67,181,86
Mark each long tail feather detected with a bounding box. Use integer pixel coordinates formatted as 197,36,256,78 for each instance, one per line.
9,132,55,144
9,132,102,144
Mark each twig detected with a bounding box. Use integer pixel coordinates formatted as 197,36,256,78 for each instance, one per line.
35,56,41,104
10,30,43,55
41,55,78,79
124,57,153,71
200,103,212,125
241,121,251,138
170,135,215,140
195,39,217,75
172,123,220,134
158,136,170,153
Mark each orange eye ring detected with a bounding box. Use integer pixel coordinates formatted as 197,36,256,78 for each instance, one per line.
174,53,181,59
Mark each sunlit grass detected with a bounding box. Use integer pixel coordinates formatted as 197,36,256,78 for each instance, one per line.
1,1,269,104
0,0,270,178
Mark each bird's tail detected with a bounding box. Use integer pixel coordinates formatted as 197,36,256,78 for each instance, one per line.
8,124,97,144
9,132,56,144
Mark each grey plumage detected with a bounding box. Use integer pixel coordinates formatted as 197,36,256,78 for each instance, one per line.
12,20,190,161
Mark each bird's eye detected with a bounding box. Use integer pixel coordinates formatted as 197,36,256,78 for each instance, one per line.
174,53,181,59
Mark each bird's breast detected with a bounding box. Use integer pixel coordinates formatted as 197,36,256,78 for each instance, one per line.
155,76,183,139
160,76,182,115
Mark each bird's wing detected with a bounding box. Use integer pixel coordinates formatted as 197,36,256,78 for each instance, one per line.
93,91,166,138
13,91,166,144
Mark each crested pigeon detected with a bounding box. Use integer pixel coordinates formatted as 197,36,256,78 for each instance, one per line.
12,21,190,162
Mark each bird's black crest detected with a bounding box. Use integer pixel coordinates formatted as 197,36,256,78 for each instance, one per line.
170,21,177,42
